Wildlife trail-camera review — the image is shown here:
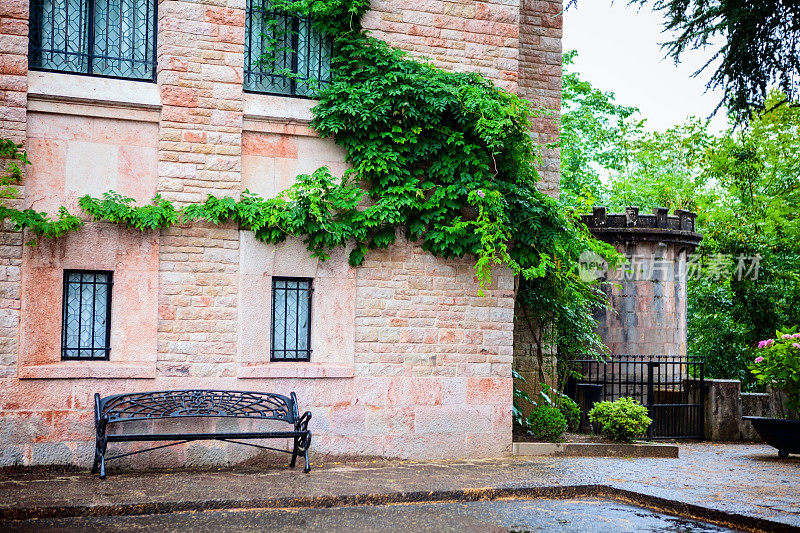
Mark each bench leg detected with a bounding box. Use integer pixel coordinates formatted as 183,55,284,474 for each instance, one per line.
290,436,299,469
303,432,312,473
91,440,100,474
98,438,107,480
290,432,311,472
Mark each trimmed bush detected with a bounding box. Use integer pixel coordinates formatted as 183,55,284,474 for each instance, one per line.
554,395,581,432
526,405,568,442
588,397,653,442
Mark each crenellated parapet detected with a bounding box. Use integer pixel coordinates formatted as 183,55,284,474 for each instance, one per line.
581,207,702,249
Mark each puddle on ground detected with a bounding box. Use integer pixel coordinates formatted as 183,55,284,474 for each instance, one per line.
1,497,743,532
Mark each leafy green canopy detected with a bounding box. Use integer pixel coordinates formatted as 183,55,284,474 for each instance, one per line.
573,86,800,386
560,51,642,209
638,0,800,123
2,0,617,360
688,92,800,385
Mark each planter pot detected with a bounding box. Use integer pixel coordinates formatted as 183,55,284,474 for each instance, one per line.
743,416,800,458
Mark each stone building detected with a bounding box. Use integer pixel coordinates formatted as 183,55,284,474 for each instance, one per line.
0,0,563,466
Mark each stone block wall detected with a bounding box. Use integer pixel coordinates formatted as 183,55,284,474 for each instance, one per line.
519,0,562,197
583,208,702,357
0,0,27,381
363,0,522,92
0,0,556,467
596,240,689,356
0,0,27,144
690,378,784,443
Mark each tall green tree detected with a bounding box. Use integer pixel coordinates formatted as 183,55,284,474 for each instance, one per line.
691,91,800,384
636,0,800,123
560,52,643,209
606,119,715,212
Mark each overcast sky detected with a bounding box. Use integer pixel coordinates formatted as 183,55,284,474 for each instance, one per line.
562,2,729,133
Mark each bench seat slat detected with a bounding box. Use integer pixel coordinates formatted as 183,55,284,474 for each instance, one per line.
106,431,307,442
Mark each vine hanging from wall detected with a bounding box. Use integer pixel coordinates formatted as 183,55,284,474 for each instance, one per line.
0,0,618,390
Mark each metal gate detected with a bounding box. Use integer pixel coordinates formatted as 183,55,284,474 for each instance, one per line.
570,355,705,439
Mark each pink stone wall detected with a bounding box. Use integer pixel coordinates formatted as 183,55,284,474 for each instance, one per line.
0,0,28,382
595,241,689,356
0,0,557,467
363,0,521,92
519,0,562,197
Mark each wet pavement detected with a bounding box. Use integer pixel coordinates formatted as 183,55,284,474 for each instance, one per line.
0,443,796,530
2,498,742,532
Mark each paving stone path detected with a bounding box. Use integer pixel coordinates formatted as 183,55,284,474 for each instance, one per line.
3,498,741,532
0,443,796,529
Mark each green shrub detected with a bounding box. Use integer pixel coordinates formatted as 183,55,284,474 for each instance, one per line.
588,397,652,442
539,384,581,432
554,395,581,432
526,405,568,442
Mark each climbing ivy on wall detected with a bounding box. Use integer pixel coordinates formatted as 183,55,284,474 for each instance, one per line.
0,0,618,363
0,138,82,244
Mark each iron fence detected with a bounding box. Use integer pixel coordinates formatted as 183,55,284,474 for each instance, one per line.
570,354,704,439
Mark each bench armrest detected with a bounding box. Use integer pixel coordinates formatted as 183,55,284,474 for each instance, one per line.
295,411,312,433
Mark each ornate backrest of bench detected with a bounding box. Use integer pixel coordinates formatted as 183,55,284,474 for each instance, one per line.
97,390,298,424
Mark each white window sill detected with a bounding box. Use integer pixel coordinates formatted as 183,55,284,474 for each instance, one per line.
242,92,320,135
19,362,156,379
237,362,354,379
27,70,161,122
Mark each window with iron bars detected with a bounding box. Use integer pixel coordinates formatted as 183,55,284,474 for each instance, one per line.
244,0,332,97
28,0,157,81
271,277,313,361
61,270,113,360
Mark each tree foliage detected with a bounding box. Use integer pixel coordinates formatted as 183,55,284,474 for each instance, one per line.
606,119,715,212
560,51,642,209
639,0,800,123
690,91,800,385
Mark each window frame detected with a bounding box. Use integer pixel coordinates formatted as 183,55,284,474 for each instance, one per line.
270,276,313,362
28,0,159,83
243,0,331,99
61,269,114,361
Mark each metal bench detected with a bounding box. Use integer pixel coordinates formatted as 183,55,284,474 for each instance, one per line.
92,389,312,479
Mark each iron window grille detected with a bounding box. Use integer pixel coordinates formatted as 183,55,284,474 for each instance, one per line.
61,270,113,360
244,0,332,97
271,277,313,361
28,0,157,82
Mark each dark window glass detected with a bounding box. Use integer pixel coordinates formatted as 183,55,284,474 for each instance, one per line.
271,277,312,361
28,0,157,81
244,0,332,97
61,270,113,360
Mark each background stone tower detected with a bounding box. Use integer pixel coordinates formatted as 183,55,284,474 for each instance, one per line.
581,207,703,356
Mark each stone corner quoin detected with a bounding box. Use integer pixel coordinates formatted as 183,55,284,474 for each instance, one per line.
0,0,562,467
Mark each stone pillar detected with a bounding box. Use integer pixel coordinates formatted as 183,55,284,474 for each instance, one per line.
0,0,28,378
581,207,702,356
519,0,562,198
155,0,246,377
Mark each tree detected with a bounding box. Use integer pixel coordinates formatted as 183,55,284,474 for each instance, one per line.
640,0,800,123
597,91,800,385
690,91,800,384
606,119,715,212
560,51,643,209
